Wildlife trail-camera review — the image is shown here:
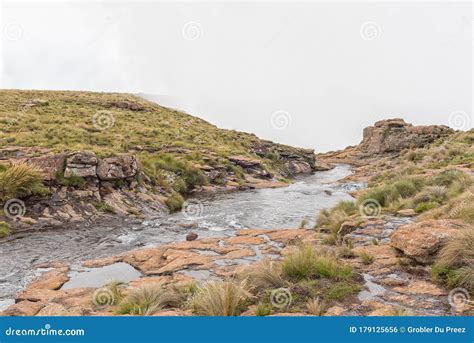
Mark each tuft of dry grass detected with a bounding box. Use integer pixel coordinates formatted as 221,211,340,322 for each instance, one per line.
0,221,10,238
191,281,251,316
116,284,187,315
282,244,352,280
0,162,45,201
437,229,474,267
238,259,288,292
305,297,326,316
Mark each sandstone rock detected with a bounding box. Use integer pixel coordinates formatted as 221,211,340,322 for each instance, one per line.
285,161,312,175
229,155,261,168
110,101,144,111
18,216,37,225
396,209,417,217
359,119,453,155
393,280,445,296
390,220,460,263
25,268,69,290
1,301,45,316
64,151,98,178
27,153,67,180
186,232,198,241
96,155,138,180
314,160,334,171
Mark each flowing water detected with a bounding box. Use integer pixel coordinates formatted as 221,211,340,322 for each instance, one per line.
0,164,363,310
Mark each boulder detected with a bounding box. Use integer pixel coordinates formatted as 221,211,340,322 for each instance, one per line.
285,160,312,175
97,155,139,180
27,153,67,181
228,155,261,168
358,119,453,155
64,151,98,178
390,220,462,263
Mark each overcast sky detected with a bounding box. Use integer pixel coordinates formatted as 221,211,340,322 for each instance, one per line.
1,1,472,152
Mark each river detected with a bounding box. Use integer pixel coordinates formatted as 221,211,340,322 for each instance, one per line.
0,164,363,310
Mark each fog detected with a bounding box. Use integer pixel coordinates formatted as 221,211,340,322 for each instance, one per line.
1,1,472,152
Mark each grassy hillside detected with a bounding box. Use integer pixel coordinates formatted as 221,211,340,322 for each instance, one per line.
0,89,259,157
0,90,310,199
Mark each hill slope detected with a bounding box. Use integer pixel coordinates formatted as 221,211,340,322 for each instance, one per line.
0,90,315,233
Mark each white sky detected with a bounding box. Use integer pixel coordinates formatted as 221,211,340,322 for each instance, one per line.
1,1,472,152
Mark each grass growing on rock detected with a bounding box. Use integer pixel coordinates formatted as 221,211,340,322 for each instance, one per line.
237,244,359,314
191,281,251,316
0,221,10,238
0,162,48,201
116,284,188,315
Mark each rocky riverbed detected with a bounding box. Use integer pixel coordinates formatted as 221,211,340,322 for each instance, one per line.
0,164,361,312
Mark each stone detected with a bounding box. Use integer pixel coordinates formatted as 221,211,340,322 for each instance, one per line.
314,160,334,171
396,209,417,217
1,301,45,316
390,220,460,263
228,155,262,168
96,155,139,180
358,119,453,155
64,151,98,178
27,153,67,181
18,216,37,225
393,280,445,296
285,161,312,175
186,232,198,241
25,268,69,290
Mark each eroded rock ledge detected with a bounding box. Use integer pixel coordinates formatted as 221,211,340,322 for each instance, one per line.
0,143,317,232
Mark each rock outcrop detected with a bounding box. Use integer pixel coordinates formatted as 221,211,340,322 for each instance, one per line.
390,220,468,263
358,119,453,155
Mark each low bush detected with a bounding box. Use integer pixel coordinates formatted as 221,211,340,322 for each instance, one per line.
0,162,46,201
165,192,184,212
191,281,250,316
117,284,187,315
0,221,11,238
282,244,352,281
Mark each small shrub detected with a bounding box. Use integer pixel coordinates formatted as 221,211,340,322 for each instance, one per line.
0,162,45,201
282,244,352,280
336,245,355,259
415,201,439,213
299,219,308,229
324,281,360,300
238,259,287,291
413,186,447,205
437,229,474,267
191,281,250,316
117,284,187,315
0,221,11,238
433,169,470,187
305,297,325,316
358,251,374,265
165,192,184,212
255,302,272,316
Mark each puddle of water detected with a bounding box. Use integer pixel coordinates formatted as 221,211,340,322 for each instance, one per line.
61,262,141,289
358,273,387,301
